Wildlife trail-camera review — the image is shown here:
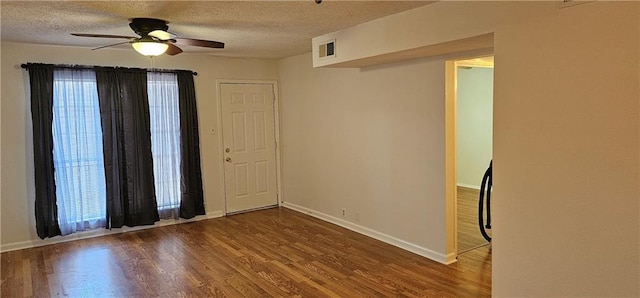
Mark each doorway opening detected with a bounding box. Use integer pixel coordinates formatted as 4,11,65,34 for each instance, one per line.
445,56,494,257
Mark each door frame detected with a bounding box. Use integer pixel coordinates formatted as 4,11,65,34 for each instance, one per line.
445,54,494,261
445,60,458,260
216,79,283,215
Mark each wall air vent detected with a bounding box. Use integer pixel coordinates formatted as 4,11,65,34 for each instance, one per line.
318,39,336,59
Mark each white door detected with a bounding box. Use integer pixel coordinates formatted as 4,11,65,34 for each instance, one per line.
220,83,278,214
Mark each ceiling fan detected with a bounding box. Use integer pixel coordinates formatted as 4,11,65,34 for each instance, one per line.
71,18,224,57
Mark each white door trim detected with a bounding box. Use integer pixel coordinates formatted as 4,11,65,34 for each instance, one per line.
445,54,494,261
216,79,282,215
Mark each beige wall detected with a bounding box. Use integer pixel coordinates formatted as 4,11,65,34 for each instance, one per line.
0,42,278,248
279,53,448,260
493,4,639,296
308,1,639,296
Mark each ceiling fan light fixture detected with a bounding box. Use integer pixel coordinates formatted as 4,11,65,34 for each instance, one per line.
131,41,168,56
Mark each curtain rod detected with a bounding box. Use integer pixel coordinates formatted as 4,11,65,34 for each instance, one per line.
20,63,198,76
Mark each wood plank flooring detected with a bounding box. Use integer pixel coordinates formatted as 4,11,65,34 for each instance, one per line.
457,186,491,253
1,207,491,297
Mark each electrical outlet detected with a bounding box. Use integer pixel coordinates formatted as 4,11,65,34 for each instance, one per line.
341,208,346,217
355,212,360,222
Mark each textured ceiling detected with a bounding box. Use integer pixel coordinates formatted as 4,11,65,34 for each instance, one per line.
1,1,433,59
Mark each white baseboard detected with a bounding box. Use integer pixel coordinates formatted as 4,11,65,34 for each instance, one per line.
457,183,481,190
0,211,224,253
282,202,455,265
445,252,458,264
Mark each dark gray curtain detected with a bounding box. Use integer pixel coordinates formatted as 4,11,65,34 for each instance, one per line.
176,71,205,218
26,64,62,239
95,67,159,228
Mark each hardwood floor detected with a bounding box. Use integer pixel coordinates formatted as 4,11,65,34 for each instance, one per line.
457,186,491,253
1,207,491,297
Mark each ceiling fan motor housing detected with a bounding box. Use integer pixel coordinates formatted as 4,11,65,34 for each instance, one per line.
129,18,169,37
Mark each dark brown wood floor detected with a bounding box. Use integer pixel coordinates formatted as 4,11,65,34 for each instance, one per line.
1,207,491,297
457,186,491,253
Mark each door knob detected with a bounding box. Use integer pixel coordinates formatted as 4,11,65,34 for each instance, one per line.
225,157,232,162
225,148,230,153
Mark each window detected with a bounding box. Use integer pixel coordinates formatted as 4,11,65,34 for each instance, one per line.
52,69,106,235
51,70,184,232
147,72,182,218
28,63,204,239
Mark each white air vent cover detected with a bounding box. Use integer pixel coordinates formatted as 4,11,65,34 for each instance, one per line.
318,39,336,59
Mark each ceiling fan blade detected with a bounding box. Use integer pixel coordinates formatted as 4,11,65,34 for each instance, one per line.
72,33,135,39
165,43,183,56
175,38,224,49
91,41,130,51
148,30,173,40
